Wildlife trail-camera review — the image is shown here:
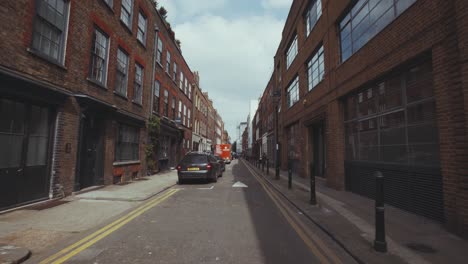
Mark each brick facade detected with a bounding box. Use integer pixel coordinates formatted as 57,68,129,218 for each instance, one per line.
0,0,201,210
255,0,468,237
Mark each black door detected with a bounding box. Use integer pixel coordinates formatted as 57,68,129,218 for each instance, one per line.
77,113,104,190
311,121,326,178
0,98,52,210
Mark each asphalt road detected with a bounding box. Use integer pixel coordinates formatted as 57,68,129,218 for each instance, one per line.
37,160,356,264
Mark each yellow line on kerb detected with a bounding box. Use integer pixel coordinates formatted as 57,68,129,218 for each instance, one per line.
40,189,178,264
243,160,342,264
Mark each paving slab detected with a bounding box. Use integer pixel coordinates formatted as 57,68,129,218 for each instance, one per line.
76,170,177,201
0,244,30,264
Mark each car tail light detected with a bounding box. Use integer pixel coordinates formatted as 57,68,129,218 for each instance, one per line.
206,163,212,170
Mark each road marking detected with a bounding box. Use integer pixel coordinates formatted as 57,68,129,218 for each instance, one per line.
232,181,248,188
243,160,342,264
39,189,178,264
197,185,214,190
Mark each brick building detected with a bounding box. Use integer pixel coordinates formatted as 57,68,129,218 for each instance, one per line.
256,0,468,237
0,0,196,211
151,5,193,170
192,72,210,151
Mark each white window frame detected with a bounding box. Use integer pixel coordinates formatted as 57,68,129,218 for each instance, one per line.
137,11,147,45
120,0,133,29
115,48,129,96
286,35,298,69
286,76,299,108
307,45,325,91
89,27,110,86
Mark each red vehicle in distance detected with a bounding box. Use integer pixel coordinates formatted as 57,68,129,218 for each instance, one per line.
215,144,231,164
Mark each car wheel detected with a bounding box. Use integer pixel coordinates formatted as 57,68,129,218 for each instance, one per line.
213,173,218,183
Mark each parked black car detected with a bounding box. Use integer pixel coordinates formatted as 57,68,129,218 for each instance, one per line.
177,152,222,184
215,155,225,173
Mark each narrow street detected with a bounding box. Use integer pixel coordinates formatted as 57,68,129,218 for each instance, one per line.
31,160,355,264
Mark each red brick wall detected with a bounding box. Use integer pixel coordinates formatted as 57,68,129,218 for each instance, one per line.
271,0,468,237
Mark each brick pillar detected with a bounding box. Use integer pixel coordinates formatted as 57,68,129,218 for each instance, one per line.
432,0,468,238
53,97,80,196
326,99,345,190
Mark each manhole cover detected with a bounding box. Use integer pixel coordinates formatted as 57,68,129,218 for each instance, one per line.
406,243,437,254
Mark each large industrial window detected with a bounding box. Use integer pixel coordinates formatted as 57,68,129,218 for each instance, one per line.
115,124,139,161
305,0,322,37
344,61,439,166
307,45,324,91
286,77,299,108
32,0,69,64
286,35,298,69
339,0,417,62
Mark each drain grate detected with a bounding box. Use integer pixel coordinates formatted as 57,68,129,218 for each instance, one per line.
406,243,437,254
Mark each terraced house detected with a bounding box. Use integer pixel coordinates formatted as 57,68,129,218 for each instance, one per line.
256,0,468,237
0,0,200,212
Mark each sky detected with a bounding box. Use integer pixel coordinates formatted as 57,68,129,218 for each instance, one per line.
157,0,292,143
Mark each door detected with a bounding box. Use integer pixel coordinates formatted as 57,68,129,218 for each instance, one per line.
311,121,326,178
77,113,104,190
0,98,52,210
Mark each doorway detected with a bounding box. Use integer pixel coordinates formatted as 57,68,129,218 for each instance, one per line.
76,112,104,190
310,120,326,178
0,98,52,210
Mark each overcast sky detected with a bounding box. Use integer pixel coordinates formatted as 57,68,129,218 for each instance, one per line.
158,0,291,142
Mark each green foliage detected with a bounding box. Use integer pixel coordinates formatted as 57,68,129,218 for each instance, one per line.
146,116,160,172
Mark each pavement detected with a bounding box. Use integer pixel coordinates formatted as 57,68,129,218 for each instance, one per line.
245,159,468,264
0,170,178,264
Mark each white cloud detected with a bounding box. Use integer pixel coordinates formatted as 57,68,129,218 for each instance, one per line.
172,14,284,138
158,0,228,22
261,0,292,10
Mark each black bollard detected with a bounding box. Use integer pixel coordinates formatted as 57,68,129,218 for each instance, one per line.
288,159,292,189
266,159,269,175
310,163,316,205
262,159,265,172
374,171,387,253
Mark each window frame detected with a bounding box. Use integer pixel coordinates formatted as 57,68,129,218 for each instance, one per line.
166,51,171,74
154,80,161,113
115,48,129,97
286,76,299,108
306,45,325,92
286,35,298,69
156,38,163,65
133,63,144,105
304,0,322,37
120,0,133,29
137,11,147,45
31,0,70,65
89,27,110,86
115,123,140,162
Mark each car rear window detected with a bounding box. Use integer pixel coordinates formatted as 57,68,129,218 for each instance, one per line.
182,154,208,164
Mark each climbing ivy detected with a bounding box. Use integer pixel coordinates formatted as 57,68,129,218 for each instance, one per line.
146,115,160,173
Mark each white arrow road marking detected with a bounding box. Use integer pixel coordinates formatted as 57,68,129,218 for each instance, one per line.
197,185,214,190
232,181,248,188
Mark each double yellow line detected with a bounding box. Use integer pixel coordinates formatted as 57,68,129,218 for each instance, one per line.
40,189,179,264
243,160,342,264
